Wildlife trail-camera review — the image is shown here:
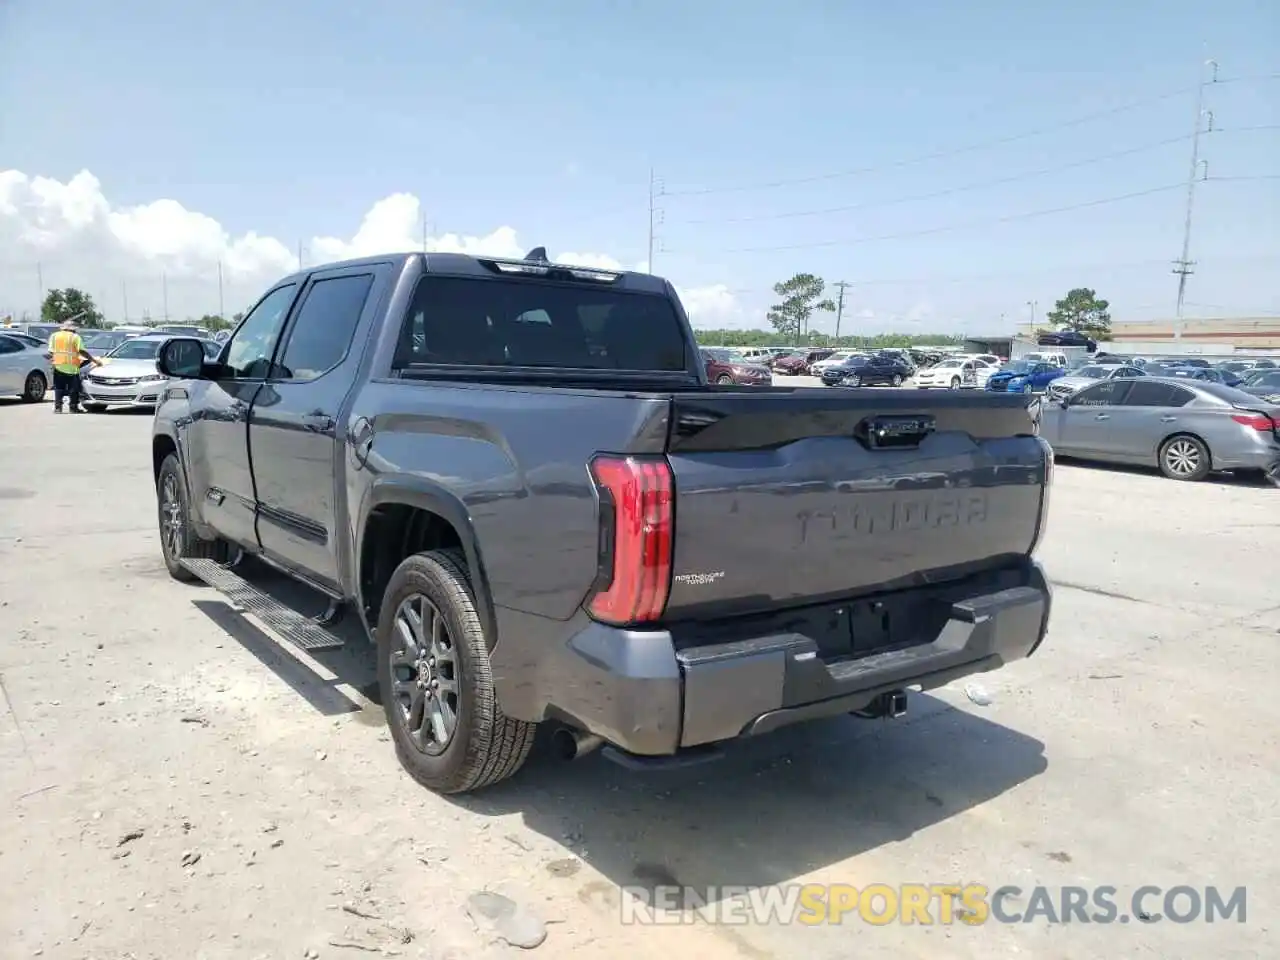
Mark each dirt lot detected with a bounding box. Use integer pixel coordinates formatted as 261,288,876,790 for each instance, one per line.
1,398,1275,960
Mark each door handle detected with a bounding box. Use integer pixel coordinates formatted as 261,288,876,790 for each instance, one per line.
1160,416,1177,423
302,412,335,432
1095,414,1110,420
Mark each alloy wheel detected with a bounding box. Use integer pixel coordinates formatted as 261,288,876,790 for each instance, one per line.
159,473,185,561
1164,439,1202,479
389,594,460,755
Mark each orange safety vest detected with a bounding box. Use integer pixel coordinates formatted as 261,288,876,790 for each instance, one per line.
49,330,83,373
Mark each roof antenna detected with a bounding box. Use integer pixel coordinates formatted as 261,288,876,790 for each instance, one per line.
524,246,549,262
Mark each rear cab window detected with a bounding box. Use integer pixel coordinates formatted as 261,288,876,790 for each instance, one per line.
393,270,693,379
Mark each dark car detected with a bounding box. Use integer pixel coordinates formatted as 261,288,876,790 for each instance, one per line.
151,248,1053,796
1037,330,1097,351
1236,370,1280,400
773,348,834,375
820,354,871,385
831,354,914,387
1164,365,1239,386
701,348,772,386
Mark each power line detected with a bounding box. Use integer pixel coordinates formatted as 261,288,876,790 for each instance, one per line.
661,72,1280,198
686,176,1272,255
694,182,1182,254
676,135,1191,225
674,126,1279,226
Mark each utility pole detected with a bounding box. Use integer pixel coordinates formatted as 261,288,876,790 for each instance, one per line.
832,281,851,342
122,281,129,323
1172,58,1218,342
217,260,225,320
647,169,664,273
1026,299,1038,328
36,262,44,308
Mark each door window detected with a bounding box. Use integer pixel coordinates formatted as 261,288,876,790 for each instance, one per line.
1069,380,1132,407
273,274,374,381
0,335,24,354
222,284,298,379
1122,381,1193,407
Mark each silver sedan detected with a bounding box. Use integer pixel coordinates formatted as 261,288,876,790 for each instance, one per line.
1039,377,1280,482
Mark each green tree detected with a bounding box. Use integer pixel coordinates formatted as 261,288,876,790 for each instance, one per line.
41,287,104,327
199,313,233,332
766,274,836,345
1045,288,1111,339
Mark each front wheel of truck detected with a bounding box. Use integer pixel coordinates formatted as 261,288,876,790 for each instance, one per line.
377,549,536,794
157,452,228,581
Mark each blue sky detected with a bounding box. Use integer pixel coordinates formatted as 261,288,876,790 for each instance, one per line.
1,0,1276,332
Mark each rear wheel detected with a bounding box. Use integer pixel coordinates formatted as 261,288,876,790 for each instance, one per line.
378,549,536,794
157,453,228,580
21,371,46,403
1159,435,1211,482
891,374,903,387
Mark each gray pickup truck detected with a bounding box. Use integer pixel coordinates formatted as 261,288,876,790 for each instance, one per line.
151,249,1054,795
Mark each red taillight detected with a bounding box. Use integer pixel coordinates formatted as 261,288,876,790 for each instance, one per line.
1231,413,1276,431
586,455,673,625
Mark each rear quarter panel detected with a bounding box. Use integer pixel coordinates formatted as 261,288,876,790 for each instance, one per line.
348,380,671,621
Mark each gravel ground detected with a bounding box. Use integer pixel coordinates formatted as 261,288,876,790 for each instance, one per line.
1,397,1276,960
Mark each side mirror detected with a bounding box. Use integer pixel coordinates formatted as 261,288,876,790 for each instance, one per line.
157,337,207,379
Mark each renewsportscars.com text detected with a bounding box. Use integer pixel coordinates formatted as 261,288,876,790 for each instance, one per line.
618,883,1247,926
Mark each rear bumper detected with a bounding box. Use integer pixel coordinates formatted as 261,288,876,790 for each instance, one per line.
523,561,1052,756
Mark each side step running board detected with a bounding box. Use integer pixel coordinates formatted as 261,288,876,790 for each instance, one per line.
180,557,345,652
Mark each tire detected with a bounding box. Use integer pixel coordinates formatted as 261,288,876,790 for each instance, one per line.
891,374,903,387
21,371,46,403
1022,383,1034,394
378,549,536,795
949,377,961,390
847,374,862,387
716,374,733,385
156,452,228,581
1159,434,1211,482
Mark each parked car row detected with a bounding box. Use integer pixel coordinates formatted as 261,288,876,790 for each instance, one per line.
0,324,225,407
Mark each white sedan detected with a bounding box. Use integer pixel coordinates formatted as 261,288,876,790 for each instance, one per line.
914,357,986,389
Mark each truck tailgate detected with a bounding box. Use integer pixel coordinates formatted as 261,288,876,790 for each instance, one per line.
662,389,1049,618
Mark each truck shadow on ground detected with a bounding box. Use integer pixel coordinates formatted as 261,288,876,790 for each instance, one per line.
456,694,1047,899
188,558,1048,897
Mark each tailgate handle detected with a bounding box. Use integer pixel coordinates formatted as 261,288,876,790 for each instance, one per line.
857,414,936,450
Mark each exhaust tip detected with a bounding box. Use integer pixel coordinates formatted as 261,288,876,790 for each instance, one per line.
551,727,604,761
886,690,908,719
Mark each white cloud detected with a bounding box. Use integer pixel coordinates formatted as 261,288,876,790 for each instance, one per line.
0,169,742,328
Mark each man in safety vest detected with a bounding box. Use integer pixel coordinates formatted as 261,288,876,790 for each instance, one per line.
46,320,102,413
